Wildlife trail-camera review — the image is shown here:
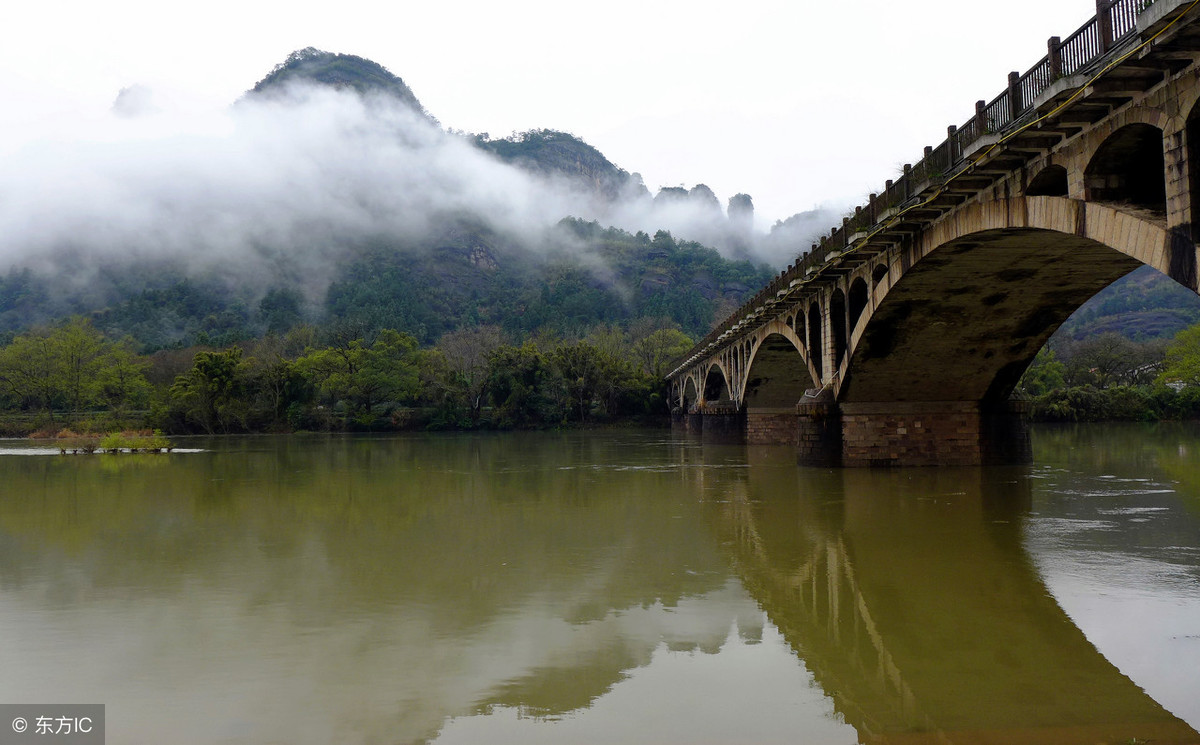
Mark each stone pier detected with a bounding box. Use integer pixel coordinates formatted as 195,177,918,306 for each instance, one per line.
839,401,1031,467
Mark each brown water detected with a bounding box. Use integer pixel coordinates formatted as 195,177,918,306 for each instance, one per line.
0,425,1197,744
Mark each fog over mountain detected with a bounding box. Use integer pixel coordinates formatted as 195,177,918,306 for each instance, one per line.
0,50,835,294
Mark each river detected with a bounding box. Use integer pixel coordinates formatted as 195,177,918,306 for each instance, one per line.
0,425,1197,744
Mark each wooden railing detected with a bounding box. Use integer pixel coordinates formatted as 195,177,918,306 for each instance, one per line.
674,0,1160,374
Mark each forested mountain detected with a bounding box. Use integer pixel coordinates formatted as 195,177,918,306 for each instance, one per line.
0,220,768,352
1053,265,1200,342
0,47,1195,358
473,130,647,203
0,49,774,353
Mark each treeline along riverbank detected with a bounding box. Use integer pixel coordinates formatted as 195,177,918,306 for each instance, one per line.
5,314,1200,437
0,317,693,436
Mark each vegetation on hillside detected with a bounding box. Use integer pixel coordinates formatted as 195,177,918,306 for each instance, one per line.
473,130,644,201
0,221,769,355
1053,265,1200,342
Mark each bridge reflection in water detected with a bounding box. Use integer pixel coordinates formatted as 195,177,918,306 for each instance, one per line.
705,446,1199,745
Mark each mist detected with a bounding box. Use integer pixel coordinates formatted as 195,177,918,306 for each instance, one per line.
0,81,839,308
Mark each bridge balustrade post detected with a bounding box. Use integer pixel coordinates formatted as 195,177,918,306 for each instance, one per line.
1007,71,1022,118
947,125,959,163
1048,36,1062,79
1097,0,1114,53
974,100,988,138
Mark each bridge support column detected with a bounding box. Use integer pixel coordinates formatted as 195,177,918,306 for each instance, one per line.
839,401,1030,467
746,409,799,446
671,408,705,434
797,396,843,467
698,405,745,444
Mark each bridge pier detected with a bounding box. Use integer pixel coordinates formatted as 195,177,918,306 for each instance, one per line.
670,408,704,435
699,404,745,444
840,401,1030,467
687,399,1028,467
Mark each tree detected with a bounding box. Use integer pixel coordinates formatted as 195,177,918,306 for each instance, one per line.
632,328,693,379
258,287,306,335
486,342,559,428
1064,333,1144,388
298,329,420,423
1158,323,1200,387
437,325,504,421
169,348,249,433
243,338,312,428
551,342,606,421
1018,347,1066,397
97,338,152,417
0,318,150,421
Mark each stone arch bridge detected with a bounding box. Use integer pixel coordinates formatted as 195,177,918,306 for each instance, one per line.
668,0,1200,466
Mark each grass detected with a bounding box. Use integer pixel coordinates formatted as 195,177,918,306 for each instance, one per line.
35,428,173,454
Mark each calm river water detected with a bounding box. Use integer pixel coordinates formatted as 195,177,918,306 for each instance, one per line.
0,425,1198,744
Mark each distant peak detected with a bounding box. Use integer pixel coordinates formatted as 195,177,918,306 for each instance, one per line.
248,48,429,116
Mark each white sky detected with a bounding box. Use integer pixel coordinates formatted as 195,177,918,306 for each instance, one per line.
0,0,1097,226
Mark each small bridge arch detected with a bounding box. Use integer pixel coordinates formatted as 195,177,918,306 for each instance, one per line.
741,320,818,410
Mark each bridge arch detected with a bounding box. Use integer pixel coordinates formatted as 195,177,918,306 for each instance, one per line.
703,362,732,404
681,375,698,410
1085,123,1167,214
848,278,869,335
830,288,848,372
740,322,817,409
839,196,1187,403
807,301,823,380
1026,164,1068,197
1189,99,1200,237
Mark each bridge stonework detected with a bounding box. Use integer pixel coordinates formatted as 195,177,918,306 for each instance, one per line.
668,0,1200,466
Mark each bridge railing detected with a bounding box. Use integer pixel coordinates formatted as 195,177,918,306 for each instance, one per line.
674,0,1161,375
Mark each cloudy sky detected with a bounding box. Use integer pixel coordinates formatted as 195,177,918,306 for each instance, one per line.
1,0,1095,226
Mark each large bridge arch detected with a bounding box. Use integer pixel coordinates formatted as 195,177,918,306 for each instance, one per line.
667,6,1200,465
839,196,1189,404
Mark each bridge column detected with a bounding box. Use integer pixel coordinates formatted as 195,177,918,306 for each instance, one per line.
698,403,745,444
670,406,704,434
839,401,1030,467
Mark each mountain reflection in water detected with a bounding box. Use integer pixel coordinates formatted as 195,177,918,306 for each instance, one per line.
0,428,1195,745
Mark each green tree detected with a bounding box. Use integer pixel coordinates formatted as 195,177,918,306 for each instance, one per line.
486,343,559,428
0,318,150,421
551,342,606,421
169,348,249,433
298,329,420,424
258,287,306,335
97,338,152,417
1158,323,1200,387
632,328,693,379
1018,347,1067,397
242,341,312,429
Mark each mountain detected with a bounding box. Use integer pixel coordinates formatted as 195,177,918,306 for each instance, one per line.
2,48,1193,357
248,47,428,115
1053,265,1200,342
473,129,647,203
